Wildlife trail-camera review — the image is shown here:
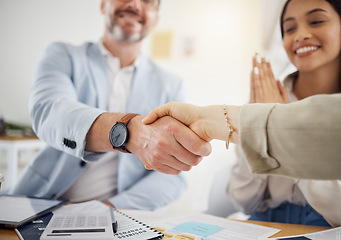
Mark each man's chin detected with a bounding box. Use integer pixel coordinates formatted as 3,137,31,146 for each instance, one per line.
110,26,143,43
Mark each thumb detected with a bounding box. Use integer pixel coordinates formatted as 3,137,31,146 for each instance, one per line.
277,80,289,103
142,103,174,124
142,111,160,125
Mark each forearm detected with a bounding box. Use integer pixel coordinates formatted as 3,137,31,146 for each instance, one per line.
85,112,126,152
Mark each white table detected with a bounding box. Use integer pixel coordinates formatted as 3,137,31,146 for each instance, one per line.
0,136,45,189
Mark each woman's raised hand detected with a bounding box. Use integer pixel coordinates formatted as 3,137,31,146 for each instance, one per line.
250,53,288,104
143,102,240,144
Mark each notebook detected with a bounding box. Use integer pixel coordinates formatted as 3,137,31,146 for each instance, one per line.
0,195,65,229
15,200,163,240
113,210,163,240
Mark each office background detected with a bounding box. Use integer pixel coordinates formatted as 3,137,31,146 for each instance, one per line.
0,0,291,215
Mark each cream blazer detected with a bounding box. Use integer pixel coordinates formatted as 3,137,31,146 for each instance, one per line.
240,93,341,180
232,74,341,227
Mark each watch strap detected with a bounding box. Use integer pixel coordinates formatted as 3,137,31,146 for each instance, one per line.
118,113,140,124
116,113,139,153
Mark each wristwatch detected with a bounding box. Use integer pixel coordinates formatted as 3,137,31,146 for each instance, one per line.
109,113,139,153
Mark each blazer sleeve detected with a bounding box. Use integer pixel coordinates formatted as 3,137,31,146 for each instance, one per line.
30,42,104,160
239,94,341,180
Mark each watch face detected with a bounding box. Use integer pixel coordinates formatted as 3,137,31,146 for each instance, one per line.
109,123,128,148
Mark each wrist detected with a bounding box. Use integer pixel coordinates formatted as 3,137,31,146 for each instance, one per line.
226,105,240,144
125,115,145,154
109,113,140,153
205,105,239,144
86,112,124,152
202,105,227,141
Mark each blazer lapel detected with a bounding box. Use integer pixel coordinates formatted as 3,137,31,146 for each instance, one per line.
87,43,109,110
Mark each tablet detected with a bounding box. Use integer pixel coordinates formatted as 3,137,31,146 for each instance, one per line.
0,195,65,229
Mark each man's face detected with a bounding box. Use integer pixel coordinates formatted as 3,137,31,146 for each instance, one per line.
101,0,159,43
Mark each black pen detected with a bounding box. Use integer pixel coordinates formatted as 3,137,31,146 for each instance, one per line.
110,207,118,233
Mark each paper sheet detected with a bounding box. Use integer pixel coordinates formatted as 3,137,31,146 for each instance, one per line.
122,210,280,240
53,200,109,214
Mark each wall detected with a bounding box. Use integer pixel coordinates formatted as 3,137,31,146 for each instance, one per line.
0,0,286,215
0,0,103,124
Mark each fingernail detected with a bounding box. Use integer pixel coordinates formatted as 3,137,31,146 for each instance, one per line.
144,165,152,170
256,54,262,64
265,56,270,63
254,66,259,75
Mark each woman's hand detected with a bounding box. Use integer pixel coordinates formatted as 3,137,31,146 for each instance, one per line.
250,54,288,104
143,102,213,142
143,102,240,143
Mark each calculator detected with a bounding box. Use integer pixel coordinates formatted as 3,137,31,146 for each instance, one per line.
40,213,114,240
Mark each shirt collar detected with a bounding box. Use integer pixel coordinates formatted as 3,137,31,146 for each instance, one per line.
98,39,141,70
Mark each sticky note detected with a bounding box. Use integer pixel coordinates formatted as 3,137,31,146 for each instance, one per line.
173,221,224,237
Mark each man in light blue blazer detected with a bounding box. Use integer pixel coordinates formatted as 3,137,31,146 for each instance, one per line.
9,0,211,210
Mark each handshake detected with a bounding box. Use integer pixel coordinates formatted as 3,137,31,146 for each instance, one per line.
129,102,241,175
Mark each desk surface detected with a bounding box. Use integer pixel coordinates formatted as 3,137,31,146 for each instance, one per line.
0,136,39,141
0,220,331,239
242,220,330,238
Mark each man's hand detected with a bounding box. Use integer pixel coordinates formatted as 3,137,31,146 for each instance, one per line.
127,115,212,175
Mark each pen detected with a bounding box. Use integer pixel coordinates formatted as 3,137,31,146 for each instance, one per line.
110,207,118,233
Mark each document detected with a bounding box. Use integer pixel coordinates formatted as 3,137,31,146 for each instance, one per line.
122,210,280,240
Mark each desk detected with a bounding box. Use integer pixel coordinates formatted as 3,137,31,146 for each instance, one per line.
0,220,331,239
0,136,45,189
241,220,330,238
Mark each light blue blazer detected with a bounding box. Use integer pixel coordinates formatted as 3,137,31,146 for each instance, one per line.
9,42,187,210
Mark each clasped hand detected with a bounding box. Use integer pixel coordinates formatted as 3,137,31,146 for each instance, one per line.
128,115,212,175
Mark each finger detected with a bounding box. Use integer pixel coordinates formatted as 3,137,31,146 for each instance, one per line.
258,59,267,91
259,57,273,91
144,164,152,170
150,162,182,175
141,146,187,174
143,141,193,173
250,70,255,103
277,80,289,103
251,53,261,103
149,149,193,172
265,61,277,88
253,66,263,102
142,116,209,172
173,121,212,157
255,53,262,66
